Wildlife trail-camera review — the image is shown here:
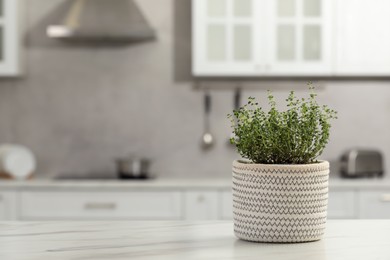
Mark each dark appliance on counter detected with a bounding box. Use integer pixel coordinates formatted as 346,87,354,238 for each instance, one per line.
116,157,151,179
340,149,384,178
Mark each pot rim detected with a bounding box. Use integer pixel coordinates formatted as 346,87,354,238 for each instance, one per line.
233,159,329,170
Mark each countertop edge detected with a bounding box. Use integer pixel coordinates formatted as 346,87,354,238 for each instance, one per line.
0,178,390,190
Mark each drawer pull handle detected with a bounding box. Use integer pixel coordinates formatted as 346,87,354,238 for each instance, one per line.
380,194,390,202
84,202,116,210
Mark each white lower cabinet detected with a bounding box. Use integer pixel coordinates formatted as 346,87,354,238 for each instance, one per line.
358,191,390,219
20,191,182,220
7,187,390,221
0,191,17,220
327,191,356,219
220,190,233,220
184,191,219,220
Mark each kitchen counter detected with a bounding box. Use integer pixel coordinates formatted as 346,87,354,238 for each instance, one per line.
1,220,389,260
0,178,390,190
0,179,232,190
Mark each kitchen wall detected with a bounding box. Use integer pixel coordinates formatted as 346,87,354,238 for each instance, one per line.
0,0,389,178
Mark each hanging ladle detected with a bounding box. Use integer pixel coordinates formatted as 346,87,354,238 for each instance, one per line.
201,91,215,150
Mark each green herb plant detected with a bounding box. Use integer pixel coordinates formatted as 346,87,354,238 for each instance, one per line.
228,84,337,164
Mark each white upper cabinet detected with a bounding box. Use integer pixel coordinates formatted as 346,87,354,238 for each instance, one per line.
192,0,262,76
0,0,21,77
193,0,390,77
335,0,390,76
266,0,332,75
192,0,332,76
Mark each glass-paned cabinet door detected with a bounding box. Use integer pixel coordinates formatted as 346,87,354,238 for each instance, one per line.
192,0,264,76
266,0,332,75
0,0,20,76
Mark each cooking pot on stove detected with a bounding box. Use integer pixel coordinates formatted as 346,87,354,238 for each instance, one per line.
115,157,151,179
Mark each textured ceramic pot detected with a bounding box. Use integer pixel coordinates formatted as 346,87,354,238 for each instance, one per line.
232,160,329,243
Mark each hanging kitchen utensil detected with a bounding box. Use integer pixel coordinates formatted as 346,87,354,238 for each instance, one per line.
201,91,215,150
228,88,241,146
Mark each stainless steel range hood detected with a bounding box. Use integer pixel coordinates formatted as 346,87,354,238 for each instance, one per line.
47,0,156,42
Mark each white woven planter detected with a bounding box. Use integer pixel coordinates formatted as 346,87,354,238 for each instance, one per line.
232,160,329,243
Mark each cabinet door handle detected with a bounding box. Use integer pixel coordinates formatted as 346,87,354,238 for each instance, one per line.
380,194,390,202
0,195,2,202
84,202,116,210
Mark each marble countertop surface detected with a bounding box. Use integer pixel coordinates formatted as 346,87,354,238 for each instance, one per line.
0,178,390,190
1,220,389,260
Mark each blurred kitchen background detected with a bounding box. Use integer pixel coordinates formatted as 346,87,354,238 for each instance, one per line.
1,0,390,221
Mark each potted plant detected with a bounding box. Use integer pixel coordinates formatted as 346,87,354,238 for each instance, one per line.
228,84,337,243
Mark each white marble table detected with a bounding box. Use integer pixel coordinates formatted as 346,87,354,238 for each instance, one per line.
0,220,389,260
